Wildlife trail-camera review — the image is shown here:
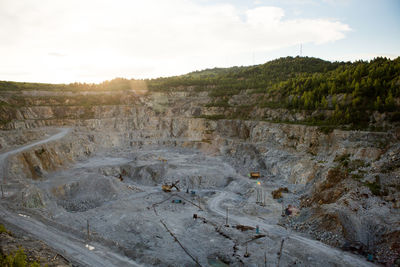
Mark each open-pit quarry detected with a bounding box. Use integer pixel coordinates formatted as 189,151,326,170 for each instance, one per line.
1,88,399,266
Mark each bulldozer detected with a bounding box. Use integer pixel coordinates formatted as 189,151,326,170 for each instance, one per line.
161,180,180,192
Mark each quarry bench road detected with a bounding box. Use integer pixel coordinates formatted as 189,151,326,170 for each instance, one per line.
0,128,71,181
0,128,142,267
0,207,142,267
208,191,377,267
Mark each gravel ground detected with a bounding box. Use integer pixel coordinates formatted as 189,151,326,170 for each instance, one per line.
1,130,379,266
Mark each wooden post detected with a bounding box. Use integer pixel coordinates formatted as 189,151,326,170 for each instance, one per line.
264,251,267,267
263,192,266,206
260,188,263,203
276,238,285,267
87,219,90,240
256,187,263,204
225,207,228,226
244,243,250,257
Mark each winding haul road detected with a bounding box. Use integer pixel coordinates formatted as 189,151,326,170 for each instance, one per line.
0,128,142,267
0,127,376,266
208,191,376,267
0,128,71,182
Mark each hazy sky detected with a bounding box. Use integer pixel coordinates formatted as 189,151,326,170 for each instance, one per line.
1,0,399,83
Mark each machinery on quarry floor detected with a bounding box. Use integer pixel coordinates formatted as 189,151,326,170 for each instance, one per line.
0,128,392,266
161,180,180,192
249,171,260,179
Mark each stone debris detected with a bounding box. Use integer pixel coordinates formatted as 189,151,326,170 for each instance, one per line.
0,88,398,266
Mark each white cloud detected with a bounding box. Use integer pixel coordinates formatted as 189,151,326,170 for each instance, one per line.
0,0,351,83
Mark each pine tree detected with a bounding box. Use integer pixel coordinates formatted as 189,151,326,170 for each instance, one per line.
345,108,351,123
374,96,382,110
385,91,395,111
321,96,328,109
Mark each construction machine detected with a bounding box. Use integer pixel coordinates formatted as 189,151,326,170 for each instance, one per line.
161,180,180,192
249,171,260,179
158,157,168,163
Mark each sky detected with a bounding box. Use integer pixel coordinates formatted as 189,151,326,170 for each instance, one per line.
0,0,399,83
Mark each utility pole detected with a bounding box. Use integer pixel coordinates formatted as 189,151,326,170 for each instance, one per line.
261,189,264,205
225,207,229,226
264,251,267,267
198,197,202,211
256,187,263,204
300,43,303,57
244,243,250,257
277,238,285,267
256,188,259,203
1,184,4,198
87,219,90,241
263,192,266,207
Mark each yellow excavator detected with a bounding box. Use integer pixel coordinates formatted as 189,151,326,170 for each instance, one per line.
158,157,168,163
161,180,180,192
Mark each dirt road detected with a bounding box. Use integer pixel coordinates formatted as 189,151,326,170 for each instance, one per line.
0,128,71,183
208,190,376,266
0,128,142,267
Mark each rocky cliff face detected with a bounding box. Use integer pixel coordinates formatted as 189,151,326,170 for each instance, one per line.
0,88,399,264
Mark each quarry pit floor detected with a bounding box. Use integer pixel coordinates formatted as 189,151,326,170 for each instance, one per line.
0,128,376,267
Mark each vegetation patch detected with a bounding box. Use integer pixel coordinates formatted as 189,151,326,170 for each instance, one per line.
365,181,382,196
0,225,44,267
351,173,364,181
204,99,230,108
0,224,11,235
148,56,400,129
318,126,335,134
0,78,135,92
0,248,42,267
348,159,369,172
196,114,227,120
2,56,399,130
334,153,351,167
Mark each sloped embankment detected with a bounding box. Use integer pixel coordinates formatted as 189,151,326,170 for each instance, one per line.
0,85,399,265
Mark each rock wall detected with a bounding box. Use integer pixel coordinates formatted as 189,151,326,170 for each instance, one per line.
2,90,396,184
1,89,399,264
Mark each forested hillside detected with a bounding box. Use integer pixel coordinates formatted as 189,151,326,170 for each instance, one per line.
1,56,399,130
149,56,400,129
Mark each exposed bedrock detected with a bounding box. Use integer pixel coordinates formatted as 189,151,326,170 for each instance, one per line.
0,90,399,265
